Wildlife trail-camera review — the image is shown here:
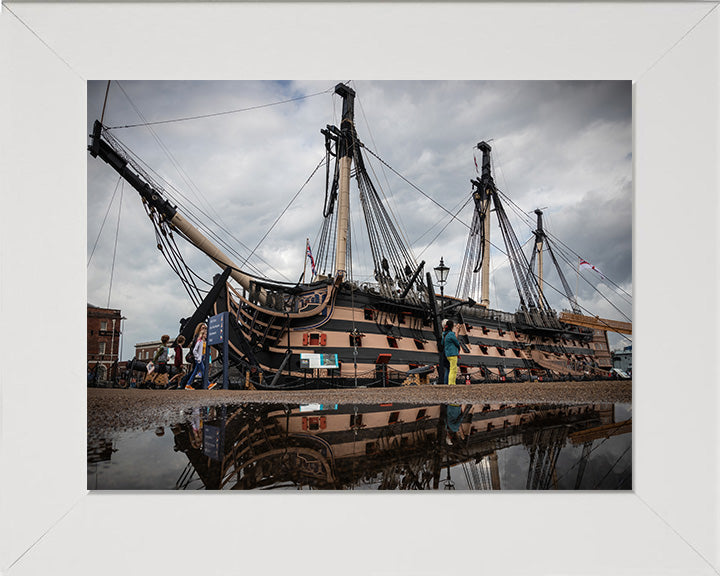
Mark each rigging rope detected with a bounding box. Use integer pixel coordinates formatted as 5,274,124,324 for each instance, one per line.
240,156,326,270
111,82,291,281
102,126,290,282
105,86,335,130
363,146,472,231
591,444,632,489
355,92,415,258
497,188,633,308
106,181,124,308
88,175,122,268
416,196,473,260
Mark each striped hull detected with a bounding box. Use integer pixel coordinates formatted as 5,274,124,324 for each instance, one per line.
212,281,612,389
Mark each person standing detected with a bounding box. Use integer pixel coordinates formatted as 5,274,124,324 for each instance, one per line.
184,324,216,390
168,335,186,388
150,334,171,388
178,323,205,389
442,320,460,386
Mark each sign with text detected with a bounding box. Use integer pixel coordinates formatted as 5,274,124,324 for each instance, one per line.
207,312,227,346
299,353,339,369
207,312,229,389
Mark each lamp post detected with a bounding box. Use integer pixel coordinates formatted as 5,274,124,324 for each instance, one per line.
434,257,450,386
434,257,450,319
119,316,126,361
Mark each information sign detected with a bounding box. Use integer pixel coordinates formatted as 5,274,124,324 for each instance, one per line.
207,312,226,346
207,312,229,389
299,353,339,369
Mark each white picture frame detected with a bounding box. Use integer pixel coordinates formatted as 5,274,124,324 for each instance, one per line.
1,3,718,575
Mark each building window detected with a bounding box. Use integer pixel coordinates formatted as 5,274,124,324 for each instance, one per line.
99,342,106,355
100,320,108,331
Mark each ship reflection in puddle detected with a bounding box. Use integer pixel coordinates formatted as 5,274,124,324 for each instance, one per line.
88,402,631,490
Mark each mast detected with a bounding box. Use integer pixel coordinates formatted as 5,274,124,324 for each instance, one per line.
333,83,356,279
477,141,494,308
89,121,267,305
534,208,545,308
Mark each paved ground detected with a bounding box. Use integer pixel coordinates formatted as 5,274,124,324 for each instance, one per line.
88,381,631,437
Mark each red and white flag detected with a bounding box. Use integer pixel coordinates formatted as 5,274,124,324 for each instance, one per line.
579,259,604,279
306,240,317,278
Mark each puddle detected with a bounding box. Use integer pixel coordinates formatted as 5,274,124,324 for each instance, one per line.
88,402,631,490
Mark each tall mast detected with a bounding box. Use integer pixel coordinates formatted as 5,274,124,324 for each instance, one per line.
534,208,545,308
333,83,356,279
477,141,494,308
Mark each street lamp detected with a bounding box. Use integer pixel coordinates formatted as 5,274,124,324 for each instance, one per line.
434,257,450,317
119,316,127,362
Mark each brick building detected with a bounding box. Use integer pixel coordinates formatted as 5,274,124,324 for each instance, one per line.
87,304,123,381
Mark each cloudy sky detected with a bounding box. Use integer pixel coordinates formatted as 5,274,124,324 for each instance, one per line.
87,80,632,358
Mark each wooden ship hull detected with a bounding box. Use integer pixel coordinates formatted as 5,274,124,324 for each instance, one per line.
209,278,612,389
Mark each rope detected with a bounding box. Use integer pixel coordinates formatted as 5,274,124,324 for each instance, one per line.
415,196,473,260
102,124,291,282
363,146,472,231
591,444,632,489
106,86,335,130
87,176,122,268
498,188,633,309
240,156,326,269
106,181,124,308
110,83,291,281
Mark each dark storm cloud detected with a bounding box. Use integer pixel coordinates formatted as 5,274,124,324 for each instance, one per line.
87,80,632,357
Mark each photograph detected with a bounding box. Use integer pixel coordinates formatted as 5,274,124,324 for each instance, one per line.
87,80,632,490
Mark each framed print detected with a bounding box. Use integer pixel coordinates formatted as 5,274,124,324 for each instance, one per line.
1,2,718,575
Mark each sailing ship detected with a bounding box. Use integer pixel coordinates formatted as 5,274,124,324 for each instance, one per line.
88,83,631,389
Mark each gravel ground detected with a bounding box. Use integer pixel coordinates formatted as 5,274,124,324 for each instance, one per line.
88,381,631,437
